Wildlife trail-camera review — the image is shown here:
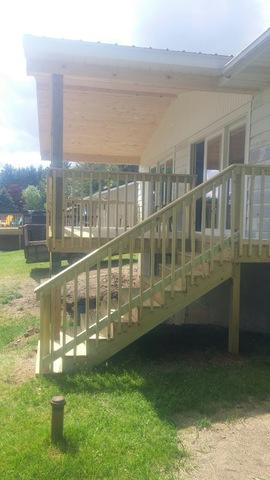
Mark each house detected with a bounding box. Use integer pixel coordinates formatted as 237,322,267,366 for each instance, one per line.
23,28,270,373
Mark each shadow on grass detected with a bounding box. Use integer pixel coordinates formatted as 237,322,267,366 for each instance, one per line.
30,265,67,283
49,436,79,454
46,324,270,427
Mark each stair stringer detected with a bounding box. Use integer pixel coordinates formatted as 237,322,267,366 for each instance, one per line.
63,260,233,372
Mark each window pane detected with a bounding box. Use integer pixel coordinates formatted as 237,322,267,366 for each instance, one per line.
229,126,245,165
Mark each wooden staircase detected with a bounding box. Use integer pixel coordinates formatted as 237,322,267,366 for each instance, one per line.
35,164,270,373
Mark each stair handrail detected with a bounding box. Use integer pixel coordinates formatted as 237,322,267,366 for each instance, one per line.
36,163,241,296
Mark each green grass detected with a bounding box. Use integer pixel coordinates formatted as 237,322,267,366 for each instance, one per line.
0,313,39,349
0,287,22,305
0,250,50,278
1,251,270,479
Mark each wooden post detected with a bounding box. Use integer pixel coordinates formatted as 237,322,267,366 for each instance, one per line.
51,74,64,274
39,292,51,373
228,263,241,355
233,169,242,258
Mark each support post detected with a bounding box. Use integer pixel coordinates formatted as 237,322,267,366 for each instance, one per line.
51,74,64,275
228,263,241,355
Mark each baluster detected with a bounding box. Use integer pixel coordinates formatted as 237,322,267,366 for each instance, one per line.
98,173,102,245
171,207,177,296
107,174,111,242
118,243,123,331
96,258,100,344
220,175,226,263
50,286,56,367
124,174,128,230
142,175,145,221
161,213,166,301
71,201,75,247
133,177,137,226
210,183,216,271
62,282,67,352
52,169,56,249
201,188,206,264
89,172,93,249
73,274,78,359
230,170,236,258
238,168,245,257
116,174,119,236
61,169,65,248
80,172,84,247
140,227,145,312
190,195,196,281
248,169,255,256
166,175,170,205
107,247,112,338
46,173,51,243
150,221,155,309
128,238,134,325
181,202,186,288
258,171,265,256
85,265,90,336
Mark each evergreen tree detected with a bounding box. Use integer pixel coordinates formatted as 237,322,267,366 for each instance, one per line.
0,187,17,213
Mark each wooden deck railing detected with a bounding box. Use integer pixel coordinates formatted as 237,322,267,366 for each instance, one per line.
36,164,270,372
47,168,195,249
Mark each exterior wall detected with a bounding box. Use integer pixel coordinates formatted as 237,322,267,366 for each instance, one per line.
141,90,251,171
249,86,270,239
91,183,138,228
249,86,270,164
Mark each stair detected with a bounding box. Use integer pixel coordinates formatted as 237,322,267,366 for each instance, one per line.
38,254,233,373
35,163,250,374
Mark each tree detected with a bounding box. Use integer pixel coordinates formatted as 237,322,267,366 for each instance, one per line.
22,185,42,210
0,187,17,213
0,164,48,211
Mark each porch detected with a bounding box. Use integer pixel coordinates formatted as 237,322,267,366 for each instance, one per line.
47,168,194,253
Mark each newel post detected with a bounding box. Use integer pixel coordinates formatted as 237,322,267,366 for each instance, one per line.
39,292,52,373
228,167,242,355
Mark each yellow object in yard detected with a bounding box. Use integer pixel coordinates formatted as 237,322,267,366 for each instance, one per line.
5,215,13,226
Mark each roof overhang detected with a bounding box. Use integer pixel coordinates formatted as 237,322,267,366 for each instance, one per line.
220,28,270,90
23,32,269,165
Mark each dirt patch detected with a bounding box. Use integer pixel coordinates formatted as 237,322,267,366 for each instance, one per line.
66,264,139,303
176,403,270,480
1,277,41,317
7,349,37,384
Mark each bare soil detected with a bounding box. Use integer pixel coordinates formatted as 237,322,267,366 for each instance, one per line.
176,403,270,480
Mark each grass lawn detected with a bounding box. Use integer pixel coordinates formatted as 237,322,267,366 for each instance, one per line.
1,250,270,480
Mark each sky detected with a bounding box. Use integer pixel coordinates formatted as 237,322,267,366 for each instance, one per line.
0,0,270,169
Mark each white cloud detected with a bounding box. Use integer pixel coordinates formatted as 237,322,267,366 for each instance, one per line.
0,151,46,169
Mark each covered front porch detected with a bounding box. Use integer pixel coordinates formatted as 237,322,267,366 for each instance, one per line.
23,35,239,265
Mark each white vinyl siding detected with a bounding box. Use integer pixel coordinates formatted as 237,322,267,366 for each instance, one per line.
141,90,251,171
248,86,270,240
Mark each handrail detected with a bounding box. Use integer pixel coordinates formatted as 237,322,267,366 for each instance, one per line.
50,167,194,184
36,163,238,294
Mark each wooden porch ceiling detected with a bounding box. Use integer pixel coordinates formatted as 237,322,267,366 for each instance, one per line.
36,75,176,164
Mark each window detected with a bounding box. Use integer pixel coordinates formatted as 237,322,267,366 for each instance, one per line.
228,125,246,165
